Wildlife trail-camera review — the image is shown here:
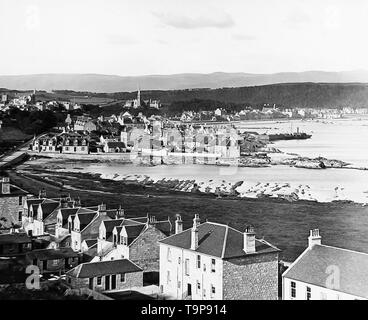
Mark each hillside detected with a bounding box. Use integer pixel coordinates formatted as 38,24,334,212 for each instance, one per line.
110,83,368,109
1,70,368,92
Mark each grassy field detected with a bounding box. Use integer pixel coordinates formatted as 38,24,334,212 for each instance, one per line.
7,167,368,261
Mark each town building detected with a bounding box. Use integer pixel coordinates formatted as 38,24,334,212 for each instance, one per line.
0,177,28,229
74,116,97,132
66,259,143,292
27,247,80,274
68,204,125,252
283,229,368,300
22,190,77,237
0,231,32,256
159,214,280,300
95,215,172,273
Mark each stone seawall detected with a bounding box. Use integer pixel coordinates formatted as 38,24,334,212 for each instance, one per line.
28,151,137,162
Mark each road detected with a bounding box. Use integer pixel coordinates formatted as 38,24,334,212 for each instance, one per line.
0,138,33,169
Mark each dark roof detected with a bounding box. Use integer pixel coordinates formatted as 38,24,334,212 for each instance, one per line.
77,212,97,229
25,198,43,208
58,207,80,227
0,232,32,244
124,225,146,244
283,244,368,299
0,185,28,197
39,200,60,219
103,219,125,240
153,220,172,236
160,222,279,259
83,239,97,248
66,259,142,278
27,248,78,260
107,141,126,148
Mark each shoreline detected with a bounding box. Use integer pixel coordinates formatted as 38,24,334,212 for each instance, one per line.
18,161,368,205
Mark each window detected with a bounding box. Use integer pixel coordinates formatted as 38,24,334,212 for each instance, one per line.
167,248,172,262
18,211,22,221
178,281,181,289
167,271,171,284
203,264,206,272
18,196,22,205
52,259,59,266
211,259,216,272
178,257,181,264
197,255,201,269
196,281,201,294
185,259,190,276
121,236,128,246
291,281,296,298
65,147,69,151
306,286,311,300
120,273,126,283
211,285,216,297
97,276,102,285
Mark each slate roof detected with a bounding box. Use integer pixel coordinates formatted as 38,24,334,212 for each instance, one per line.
66,259,142,278
77,212,97,230
160,222,279,259
39,200,60,219
0,185,28,197
153,220,172,236
59,208,80,226
25,199,43,208
107,141,126,148
124,225,146,244
27,248,78,260
83,239,98,248
0,232,32,244
283,244,368,299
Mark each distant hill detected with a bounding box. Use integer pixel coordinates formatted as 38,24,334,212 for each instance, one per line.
2,70,368,92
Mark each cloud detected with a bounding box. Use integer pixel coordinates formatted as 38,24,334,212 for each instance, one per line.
106,34,139,46
232,34,256,41
153,10,235,29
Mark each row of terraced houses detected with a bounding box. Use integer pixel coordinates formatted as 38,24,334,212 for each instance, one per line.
1,176,368,300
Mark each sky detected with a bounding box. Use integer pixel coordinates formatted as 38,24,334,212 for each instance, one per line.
1,0,368,76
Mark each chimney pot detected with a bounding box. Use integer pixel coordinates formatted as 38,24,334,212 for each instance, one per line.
1,177,10,194
243,225,256,254
308,229,321,248
191,214,200,250
175,215,183,234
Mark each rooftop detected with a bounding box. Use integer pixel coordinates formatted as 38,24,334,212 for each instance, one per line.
66,259,142,278
0,232,32,244
160,222,279,259
283,244,368,299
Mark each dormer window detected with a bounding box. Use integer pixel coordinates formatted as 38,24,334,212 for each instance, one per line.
121,236,128,246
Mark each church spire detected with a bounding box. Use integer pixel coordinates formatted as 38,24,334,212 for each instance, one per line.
137,85,141,107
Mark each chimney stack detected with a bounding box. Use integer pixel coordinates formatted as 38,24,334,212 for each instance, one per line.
308,229,321,248
190,214,200,250
1,177,10,194
243,225,256,254
175,215,183,234
116,205,125,219
39,188,46,199
98,203,107,215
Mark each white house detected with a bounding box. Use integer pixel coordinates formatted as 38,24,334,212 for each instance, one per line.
283,229,368,300
159,214,280,300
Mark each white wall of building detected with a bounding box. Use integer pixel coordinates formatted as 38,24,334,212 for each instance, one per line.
159,243,223,300
283,277,365,300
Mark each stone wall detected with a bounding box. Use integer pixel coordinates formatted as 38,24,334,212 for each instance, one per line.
0,195,25,228
223,252,279,300
130,226,166,272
